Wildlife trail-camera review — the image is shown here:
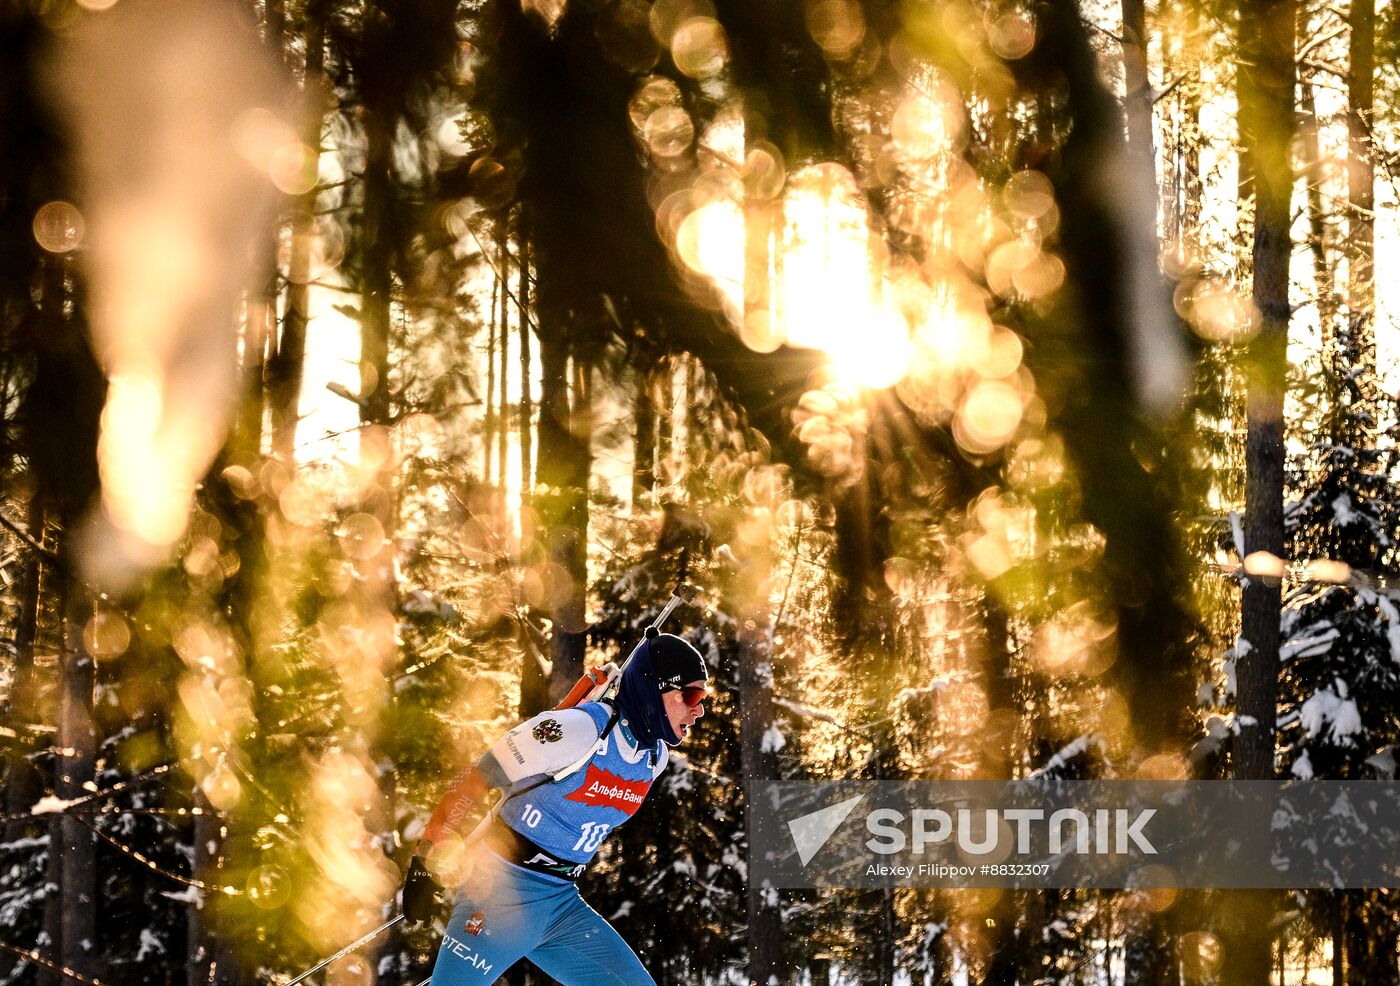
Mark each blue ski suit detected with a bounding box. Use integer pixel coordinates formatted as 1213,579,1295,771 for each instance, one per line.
429,701,667,985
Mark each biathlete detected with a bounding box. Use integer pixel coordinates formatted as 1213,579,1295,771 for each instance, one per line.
401,633,709,985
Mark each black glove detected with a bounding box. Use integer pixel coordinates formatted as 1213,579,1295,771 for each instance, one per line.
401,856,443,924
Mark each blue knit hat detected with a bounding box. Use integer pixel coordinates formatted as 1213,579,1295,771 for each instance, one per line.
615,634,707,747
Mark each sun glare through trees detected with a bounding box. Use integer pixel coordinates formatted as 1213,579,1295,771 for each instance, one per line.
2,0,1400,982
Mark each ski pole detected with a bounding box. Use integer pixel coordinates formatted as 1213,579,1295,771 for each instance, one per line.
283,913,404,986
643,580,697,639
553,557,697,711
647,548,696,636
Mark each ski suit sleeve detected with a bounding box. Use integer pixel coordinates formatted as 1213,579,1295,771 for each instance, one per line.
416,708,601,853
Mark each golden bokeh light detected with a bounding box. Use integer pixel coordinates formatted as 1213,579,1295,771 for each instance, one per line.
1002,169,1056,223
986,7,1036,59
630,76,684,133
742,463,791,509
740,307,786,353
280,221,346,286
396,411,445,458
231,107,300,172
1006,434,1065,488
675,196,745,316
1301,558,1351,583
247,864,291,909
33,200,85,253
269,143,320,195
954,378,1024,453
670,17,729,79
280,476,328,528
649,0,716,46
780,164,917,388
986,238,1063,301
1175,276,1260,343
174,620,236,675
435,113,472,157
891,91,960,161
340,512,387,561
644,105,696,161
200,761,244,812
1242,550,1286,578
805,0,866,58
1013,249,1064,298
454,41,479,85
97,369,217,551
968,325,1024,379
183,535,221,578
1096,687,1132,742
964,529,1013,579
1180,931,1223,980
84,612,132,661
1031,601,1118,677
700,102,745,165
742,144,786,199
1122,876,1179,914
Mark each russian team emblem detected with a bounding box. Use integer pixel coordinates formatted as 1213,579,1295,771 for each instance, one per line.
465,910,486,935
532,718,564,743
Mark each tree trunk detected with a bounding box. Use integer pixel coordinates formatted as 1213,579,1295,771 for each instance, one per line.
360,103,395,438
40,806,62,986
498,225,511,499
1227,0,1295,975
188,791,219,986
1121,0,1154,170
1333,891,1346,986
359,93,406,985
1164,0,1204,249
831,430,898,986
1235,0,1293,794
631,359,656,508
0,501,45,986
238,266,273,463
54,584,98,985
1300,82,1337,348
267,6,325,461
1346,0,1375,369
515,219,549,719
517,235,533,503
542,352,591,701
977,598,1021,986
1345,891,1399,986
655,357,673,483
263,0,285,58
1009,0,1199,764
1117,26,1179,985
737,611,784,985
1341,0,1389,971
485,278,498,484
3,498,45,838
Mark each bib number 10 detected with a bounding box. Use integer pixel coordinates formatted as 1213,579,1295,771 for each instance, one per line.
573,821,611,852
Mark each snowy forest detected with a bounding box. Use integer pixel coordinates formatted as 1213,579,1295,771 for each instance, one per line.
1,0,1399,981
